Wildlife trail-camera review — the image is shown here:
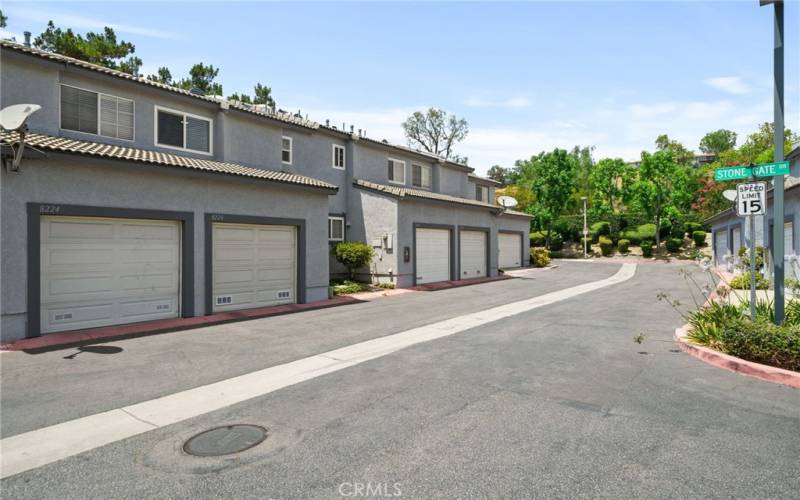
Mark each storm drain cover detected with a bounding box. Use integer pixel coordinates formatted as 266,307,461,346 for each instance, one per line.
183,425,268,457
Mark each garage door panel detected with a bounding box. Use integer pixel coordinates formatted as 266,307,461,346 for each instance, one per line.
498,233,522,269
416,228,451,284
40,216,181,334
212,222,296,312
460,230,487,279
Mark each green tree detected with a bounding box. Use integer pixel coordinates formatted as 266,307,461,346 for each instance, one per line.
570,145,595,201
147,67,174,85
699,129,737,155
402,108,468,161
227,83,276,110
34,21,142,75
1,10,7,28
486,165,511,186
589,158,631,213
737,122,797,164
655,134,694,166
516,149,577,248
177,63,222,95
628,150,683,250
333,242,374,280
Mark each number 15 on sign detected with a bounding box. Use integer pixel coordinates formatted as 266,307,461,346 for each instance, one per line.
736,182,766,216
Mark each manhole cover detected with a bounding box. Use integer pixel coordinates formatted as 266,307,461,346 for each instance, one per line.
183,425,268,457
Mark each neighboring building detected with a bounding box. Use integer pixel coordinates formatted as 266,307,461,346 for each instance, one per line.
0,40,530,342
705,144,800,277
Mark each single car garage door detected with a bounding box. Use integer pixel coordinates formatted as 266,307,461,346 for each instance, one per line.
714,231,728,266
212,222,296,312
459,230,487,279
40,216,181,334
416,227,451,284
498,232,522,269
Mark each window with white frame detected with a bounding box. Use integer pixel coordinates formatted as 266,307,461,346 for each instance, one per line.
328,216,345,241
412,164,431,189
332,144,345,169
282,136,293,164
60,84,134,140
155,106,211,153
476,185,489,202
388,158,405,184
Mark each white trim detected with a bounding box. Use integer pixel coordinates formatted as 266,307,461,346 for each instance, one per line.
388,157,406,185
332,144,345,170
153,105,213,156
282,136,293,165
58,83,136,142
412,163,432,190
328,216,345,241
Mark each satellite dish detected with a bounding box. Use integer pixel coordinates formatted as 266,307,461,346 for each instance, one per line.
0,104,41,131
722,189,737,202
0,104,42,172
497,196,518,209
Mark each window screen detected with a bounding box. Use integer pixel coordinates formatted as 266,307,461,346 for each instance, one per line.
99,94,134,140
60,85,98,134
186,116,210,152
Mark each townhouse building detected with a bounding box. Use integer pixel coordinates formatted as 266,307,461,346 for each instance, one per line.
0,40,530,343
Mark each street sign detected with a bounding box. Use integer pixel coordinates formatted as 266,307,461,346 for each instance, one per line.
714,161,790,182
736,182,766,216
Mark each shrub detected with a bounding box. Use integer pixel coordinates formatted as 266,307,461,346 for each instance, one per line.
598,236,613,256
665,238,682,253
718,318,800,371
529,231,546,247
590,221,611,237
620,223,657,246
737,246,765,272
692,230,706,247
686,222,704,235
670,222,686,239
729,272,769,290
688,301,746,348
378,282,396,289
659,219,672,239
641,240,654,257
785,277,800,297
618,239,630,254
332,280,366,295
333,241,374,280
531,247,550,267
548,233,564,251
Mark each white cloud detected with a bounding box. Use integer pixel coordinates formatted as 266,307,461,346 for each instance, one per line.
464,96,531,109
704,76,751,95
5,6,181,40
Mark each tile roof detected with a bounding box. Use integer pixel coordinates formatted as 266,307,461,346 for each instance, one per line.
353,179,531,217
0,131,338,191
0,40,317,130
468,173,501,186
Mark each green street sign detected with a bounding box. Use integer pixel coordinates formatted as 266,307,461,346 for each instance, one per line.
714,161,790,182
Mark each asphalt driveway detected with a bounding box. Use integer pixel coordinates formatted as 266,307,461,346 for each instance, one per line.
1,260,798,499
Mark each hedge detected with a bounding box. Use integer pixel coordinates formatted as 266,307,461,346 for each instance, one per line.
692,230,707,247
531,247,550,267
618,239,630,254
599,236,613,256
665,238,682,253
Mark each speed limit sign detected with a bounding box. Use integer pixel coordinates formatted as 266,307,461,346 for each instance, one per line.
736,182,766,216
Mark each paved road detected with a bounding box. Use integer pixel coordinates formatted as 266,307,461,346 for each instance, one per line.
2,261,798,498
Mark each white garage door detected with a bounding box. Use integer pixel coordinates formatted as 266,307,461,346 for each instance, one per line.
460,230,487,279
416,227,451,284
732,227,741,265
212,222,296,312
715,231,729,266
40,216,180,334
498,232,522,269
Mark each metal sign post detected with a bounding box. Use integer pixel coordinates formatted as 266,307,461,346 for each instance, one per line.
736,181,767,319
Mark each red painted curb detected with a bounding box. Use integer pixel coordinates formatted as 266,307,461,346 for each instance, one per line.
674,324,800,389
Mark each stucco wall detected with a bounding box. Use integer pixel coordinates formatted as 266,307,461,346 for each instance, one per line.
0,155,332,342
346,189,399,282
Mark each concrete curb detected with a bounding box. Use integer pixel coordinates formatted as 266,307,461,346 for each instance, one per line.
674,323,800,389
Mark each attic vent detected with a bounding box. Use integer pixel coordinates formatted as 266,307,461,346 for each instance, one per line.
216,295,233,305
276,290,291,299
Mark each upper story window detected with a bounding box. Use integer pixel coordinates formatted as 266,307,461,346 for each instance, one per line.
332,144,345,170
155,106,212,154
60,84,134,140
328,216,345,241
412,164,431,190
388,158,406,185
282,136,293,164
476,185,489,202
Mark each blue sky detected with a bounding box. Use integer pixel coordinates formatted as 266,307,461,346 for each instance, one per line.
2,1,798,174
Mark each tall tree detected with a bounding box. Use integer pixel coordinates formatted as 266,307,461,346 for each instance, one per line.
589,158,630,213
147,67,174,85
516,149,577,248
177,63,222,95
629,150,681,250
34,21,142,75
699,129,737,155
402,108,468,162
486,165,511,186
228,83,276,110
655,134,694,166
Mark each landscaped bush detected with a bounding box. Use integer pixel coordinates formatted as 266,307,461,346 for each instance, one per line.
686,222,704,235
729,272,769,290
548,233,563,251
618,239,630,254
737,246,765,272
665,238,682,253
332,280,367,295
621,223,657,246
333,241,374,280
598,235,613,256
531,247,551,267
641,240,654,257
718,318,800,371
530,231,562,250
688,301,745,348
529,231,546,247
692,230,707,247
378,282,396,289
590,221,611,238
659,219,672,239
